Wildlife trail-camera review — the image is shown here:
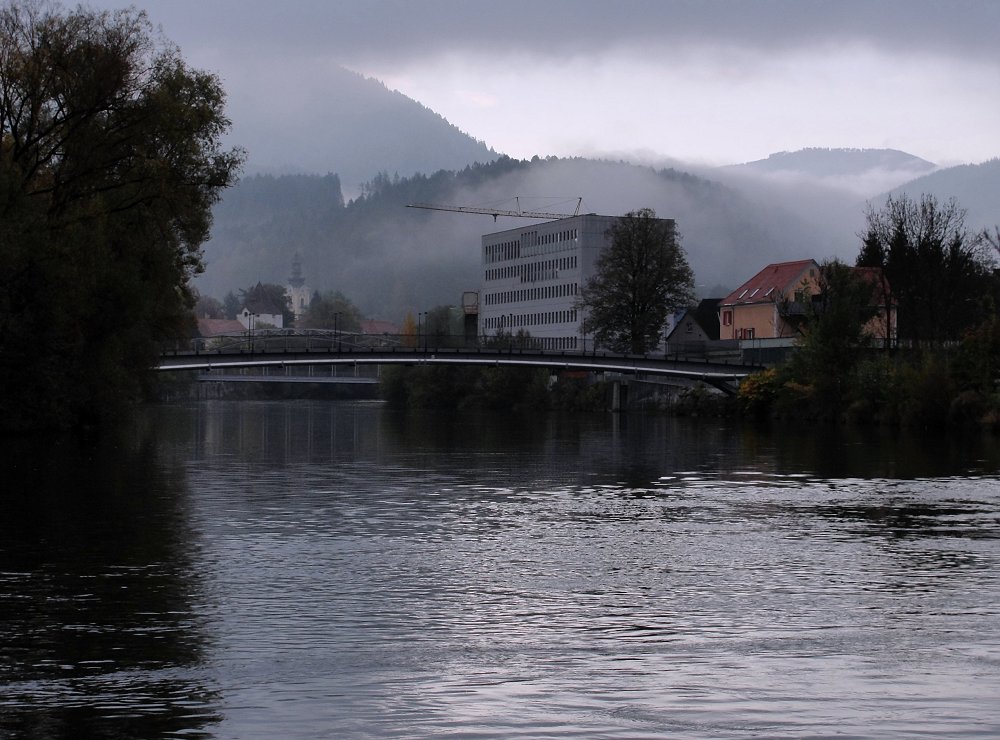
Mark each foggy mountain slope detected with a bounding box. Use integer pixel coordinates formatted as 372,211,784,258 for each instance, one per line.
197,156,867,320
724,147,938,197
237,66,498,189
887,158,1000,230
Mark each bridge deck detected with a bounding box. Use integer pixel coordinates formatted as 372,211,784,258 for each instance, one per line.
159,344,761,393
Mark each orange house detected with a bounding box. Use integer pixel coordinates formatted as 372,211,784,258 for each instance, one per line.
718,260,820,340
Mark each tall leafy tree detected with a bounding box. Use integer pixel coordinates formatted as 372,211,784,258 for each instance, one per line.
0,1,242,430
579,208,695,354
299,290,362,332
857,194,994,345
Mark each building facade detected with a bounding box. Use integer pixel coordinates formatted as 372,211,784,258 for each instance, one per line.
478,214,620,350
718,259,820,340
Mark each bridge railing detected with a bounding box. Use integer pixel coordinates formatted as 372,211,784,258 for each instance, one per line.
163,331,766,371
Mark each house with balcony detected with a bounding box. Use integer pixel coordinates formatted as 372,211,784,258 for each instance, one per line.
718,260,820,341
720,259,897,355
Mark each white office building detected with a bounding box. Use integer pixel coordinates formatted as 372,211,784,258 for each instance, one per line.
479,214,620,350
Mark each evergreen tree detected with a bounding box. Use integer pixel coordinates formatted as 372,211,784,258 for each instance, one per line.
857,194,994,344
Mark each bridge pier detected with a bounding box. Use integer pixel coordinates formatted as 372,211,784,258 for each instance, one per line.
611,380,628,412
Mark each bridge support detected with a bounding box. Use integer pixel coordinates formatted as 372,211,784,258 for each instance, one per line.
611,380,628,412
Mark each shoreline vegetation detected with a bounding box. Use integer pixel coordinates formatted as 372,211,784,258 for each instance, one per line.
371,340,1000,431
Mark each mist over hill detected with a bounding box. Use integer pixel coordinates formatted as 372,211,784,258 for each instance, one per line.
724,147,938,197
197,156,869,320
235,66,497,191
887,158,1000,230
198,64,996,324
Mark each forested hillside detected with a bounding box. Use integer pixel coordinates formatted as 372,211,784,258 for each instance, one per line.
197,156,867,321
888,158,1000,229
241,67,498,187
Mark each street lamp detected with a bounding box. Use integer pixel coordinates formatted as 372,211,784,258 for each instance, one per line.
248,312,258,352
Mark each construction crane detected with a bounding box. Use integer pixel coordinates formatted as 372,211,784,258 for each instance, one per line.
407,197,582,222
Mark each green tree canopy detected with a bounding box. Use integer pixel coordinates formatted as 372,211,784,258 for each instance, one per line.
0,1,242,430
579,208,695,354
857,194,995,344
299,290,362,332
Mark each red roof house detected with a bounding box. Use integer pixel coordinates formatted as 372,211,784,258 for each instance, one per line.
718,260,820,340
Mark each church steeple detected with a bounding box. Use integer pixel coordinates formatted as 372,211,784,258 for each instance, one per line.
288,252,306,288
285,252,310,320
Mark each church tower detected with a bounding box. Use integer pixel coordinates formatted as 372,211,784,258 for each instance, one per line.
286,252,311,321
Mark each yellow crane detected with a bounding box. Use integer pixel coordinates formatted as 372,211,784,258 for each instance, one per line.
407,197,583,222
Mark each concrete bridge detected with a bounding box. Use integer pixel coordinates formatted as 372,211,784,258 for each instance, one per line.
158,332,763,394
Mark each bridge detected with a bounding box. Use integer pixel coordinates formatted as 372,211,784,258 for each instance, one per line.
158,332,763,394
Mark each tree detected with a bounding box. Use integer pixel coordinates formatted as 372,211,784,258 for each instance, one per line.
579,208,694,354
299,290,362,332
857,194,994,345
222,291,241,320
0,1,242,430
239,282,295,327
400,312,417,347
786,259,879,413
424,305,461,347
192,291,225,319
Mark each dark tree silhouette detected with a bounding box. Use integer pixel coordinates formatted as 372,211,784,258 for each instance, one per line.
857,194,994,345
579,208,695,354
0,2,242,429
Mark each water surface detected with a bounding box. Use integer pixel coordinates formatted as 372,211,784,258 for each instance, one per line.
2,401,999,738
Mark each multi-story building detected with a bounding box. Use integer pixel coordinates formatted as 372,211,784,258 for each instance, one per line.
479,214,625,350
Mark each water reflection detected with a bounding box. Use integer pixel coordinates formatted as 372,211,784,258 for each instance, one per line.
0,427,219,738
4,401,1000,738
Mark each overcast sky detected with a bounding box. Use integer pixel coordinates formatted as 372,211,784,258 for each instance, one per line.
88,0,1000,168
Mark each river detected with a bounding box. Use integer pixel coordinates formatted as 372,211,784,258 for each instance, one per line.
2,400,999,738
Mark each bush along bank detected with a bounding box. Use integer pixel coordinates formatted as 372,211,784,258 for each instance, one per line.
737,320,1000,430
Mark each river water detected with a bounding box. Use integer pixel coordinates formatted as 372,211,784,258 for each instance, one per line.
2,400,1000,738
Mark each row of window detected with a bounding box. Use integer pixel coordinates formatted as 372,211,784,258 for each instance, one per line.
483,309,580,330
484,282,579,306
483,335,580,351
485,239,520,264
484,255,578,282
520,228,578,258
483,228,579,264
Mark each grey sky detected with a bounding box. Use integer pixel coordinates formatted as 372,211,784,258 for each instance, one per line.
87,0,1000,168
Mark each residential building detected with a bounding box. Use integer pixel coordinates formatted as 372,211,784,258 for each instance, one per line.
718,259,820,340
238,282,285,330
479,213,675,351
665,298,723,354
853,266,898,345
720,259,897,345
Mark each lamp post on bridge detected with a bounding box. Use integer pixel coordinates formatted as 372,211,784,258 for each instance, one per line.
248,312,258,352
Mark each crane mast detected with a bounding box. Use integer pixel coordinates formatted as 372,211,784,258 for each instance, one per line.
407,197,582,222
